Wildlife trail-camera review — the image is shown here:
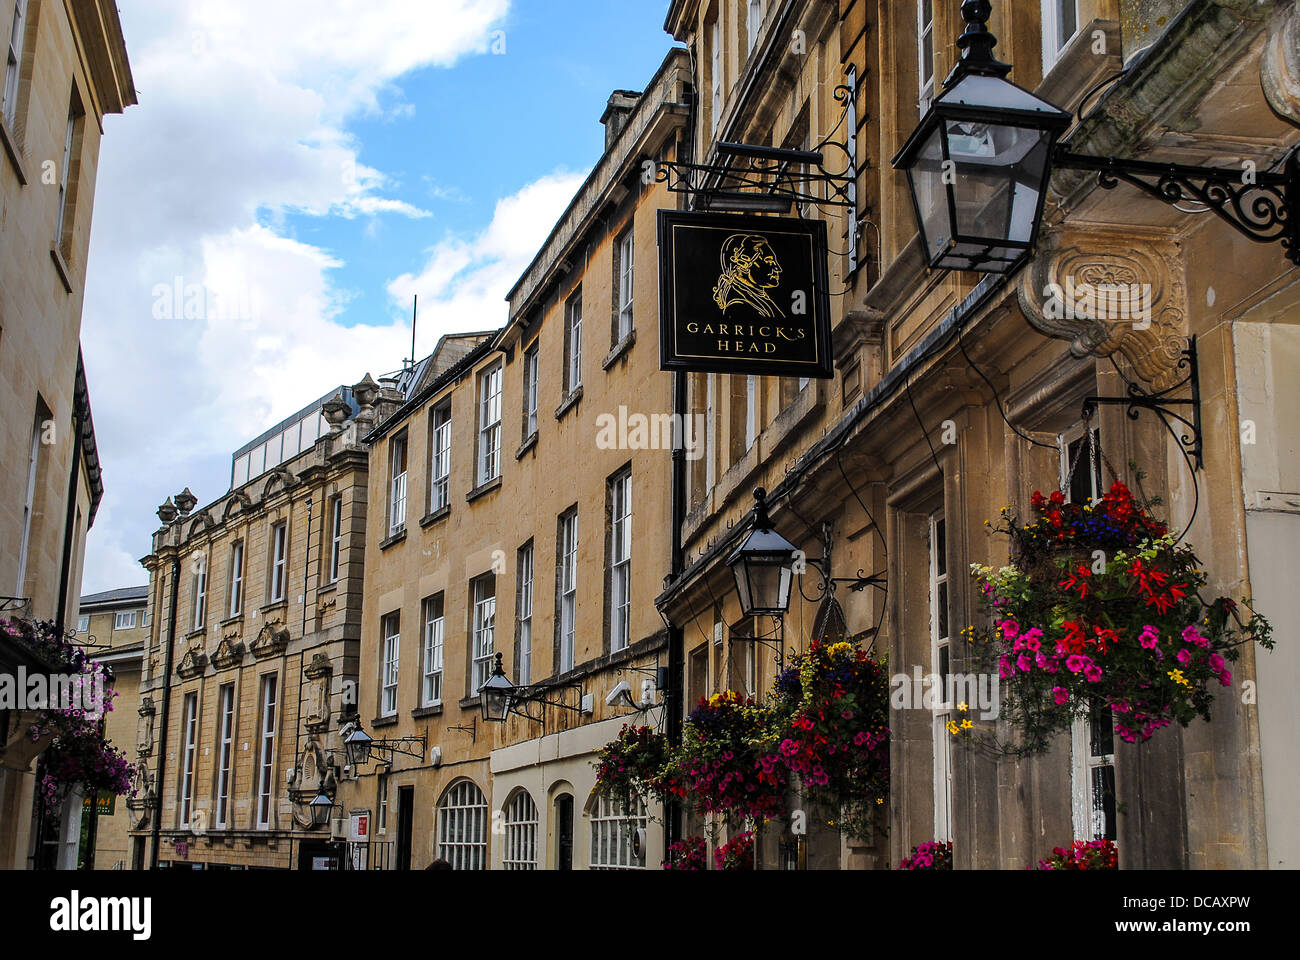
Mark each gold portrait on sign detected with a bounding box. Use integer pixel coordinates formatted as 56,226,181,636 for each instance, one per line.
712,234,785,318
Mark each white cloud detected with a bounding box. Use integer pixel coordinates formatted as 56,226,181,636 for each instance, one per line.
78,0,557,594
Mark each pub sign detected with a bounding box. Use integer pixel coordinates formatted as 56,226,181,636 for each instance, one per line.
658,210,833,379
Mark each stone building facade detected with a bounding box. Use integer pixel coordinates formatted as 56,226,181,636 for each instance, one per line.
75,585,148,869
656,0,1300,870
0,0,133,870
334,54,692,870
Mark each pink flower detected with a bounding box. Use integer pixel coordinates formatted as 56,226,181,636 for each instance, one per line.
1209,653,1226,672
1000,619,1020,640
1084,664,1103,683
1052,687,1069,706
1017,653,1033,673
1139,625,1160,649
1182,624,1209,648
1023,628,1043,652
1066,654,1090,674
999,656,1013,679
1175,649,1191,665
1035,651,1058,672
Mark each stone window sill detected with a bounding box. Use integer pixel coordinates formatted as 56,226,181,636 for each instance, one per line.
371,714,399,729
50,246,73,293
0,117,27,184
420,506,450,528
602,330,636,370
411,704,443,719
515,432,538,460
466,476,502,503
554,386,583,421
379,528,407,551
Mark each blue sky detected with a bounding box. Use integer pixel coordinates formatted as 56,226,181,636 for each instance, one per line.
276,1,675,340
80,0,680,592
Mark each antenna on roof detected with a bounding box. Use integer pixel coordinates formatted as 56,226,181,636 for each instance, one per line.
408,294,418,371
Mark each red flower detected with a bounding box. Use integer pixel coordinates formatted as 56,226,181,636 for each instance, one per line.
1059,563,1092,598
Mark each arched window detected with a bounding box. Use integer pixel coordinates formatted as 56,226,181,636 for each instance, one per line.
502,790,538,870
437,780,487,870
588,792,647,870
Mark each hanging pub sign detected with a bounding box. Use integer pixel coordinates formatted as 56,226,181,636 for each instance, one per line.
657,210,833,379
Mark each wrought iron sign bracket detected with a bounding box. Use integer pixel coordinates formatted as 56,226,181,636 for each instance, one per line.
1055,147,1300,264
804,557,887,595
368,733,428,763
732,616,787,670
447,717,477,742
1082,336,1204,470
507,681,587,725
654,84,856,213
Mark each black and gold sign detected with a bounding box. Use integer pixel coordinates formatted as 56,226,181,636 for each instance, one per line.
657,210,833,378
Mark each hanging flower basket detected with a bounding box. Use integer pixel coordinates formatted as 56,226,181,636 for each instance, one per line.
662,836,708,870
592,724,670,810
898,840,953,870
659,691,787,823
968,481,1274,754
713,830,755,870
1036,839,1118,870
2,617,135,815
769,640,890,839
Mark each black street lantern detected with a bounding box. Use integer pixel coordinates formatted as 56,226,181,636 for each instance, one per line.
727,488,799,618
479,652,515,723
893,0,1072,273
343,726,373,767
308,787,335,829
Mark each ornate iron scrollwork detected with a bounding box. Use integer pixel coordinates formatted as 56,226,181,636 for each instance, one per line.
1082,336,1204,470
654,83,857,211
1057,148,1299,264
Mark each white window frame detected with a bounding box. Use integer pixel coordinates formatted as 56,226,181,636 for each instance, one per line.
270,522,287,603
1059,423,1103,505
609,471,632,653
3,0,27,128
192,555,207,631
422,596,444,707
705,374,716,490
566,293,583,393
54,101,74,248
523,349,539,439
589,793,648,870
438,780,488,870
179,693,198,828
256,675,278,829
517,542,533,687
918,0,935,112
1071,705,1117,841
616,229,634,340
559,511,578,674
1042,0,1080,73
747,0,765,53
15,411,40,594
503,790,539,870
216,684,235,829
745,375,758,450
929,510,953,843
381,613,400,717
478,365,503,487
76,615,89,634
389,433,408,535
329,498,343,583
711,18,723,133
377,774,388,834
430,403,452,511
229,541,244,616
114,610,137,630
471,578,496,693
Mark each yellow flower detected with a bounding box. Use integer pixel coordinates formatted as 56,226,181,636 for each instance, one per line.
875,798,884,805
945,720,960,735
960,719,973,730
958,702,969,713
1167,669,1191,689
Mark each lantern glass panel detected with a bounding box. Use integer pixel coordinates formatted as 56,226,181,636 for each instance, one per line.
907,124,951,265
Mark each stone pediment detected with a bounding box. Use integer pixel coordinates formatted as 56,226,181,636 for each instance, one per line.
176,647,208,679
212,636,246,669
251,621,290,659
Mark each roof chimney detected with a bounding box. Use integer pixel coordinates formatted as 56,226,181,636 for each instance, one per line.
601,90,642,151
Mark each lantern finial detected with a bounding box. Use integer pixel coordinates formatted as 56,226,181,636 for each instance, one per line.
954,0,1011,81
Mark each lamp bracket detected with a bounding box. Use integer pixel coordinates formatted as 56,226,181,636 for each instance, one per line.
369,733,428,763
803,556,888,595
507,681,587,725
447,718,477,743
653,84,856,212
1082,336,1203,470
1055,147,1300,264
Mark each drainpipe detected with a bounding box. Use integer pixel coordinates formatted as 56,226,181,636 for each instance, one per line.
666,370,687,862
149,555,181,869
